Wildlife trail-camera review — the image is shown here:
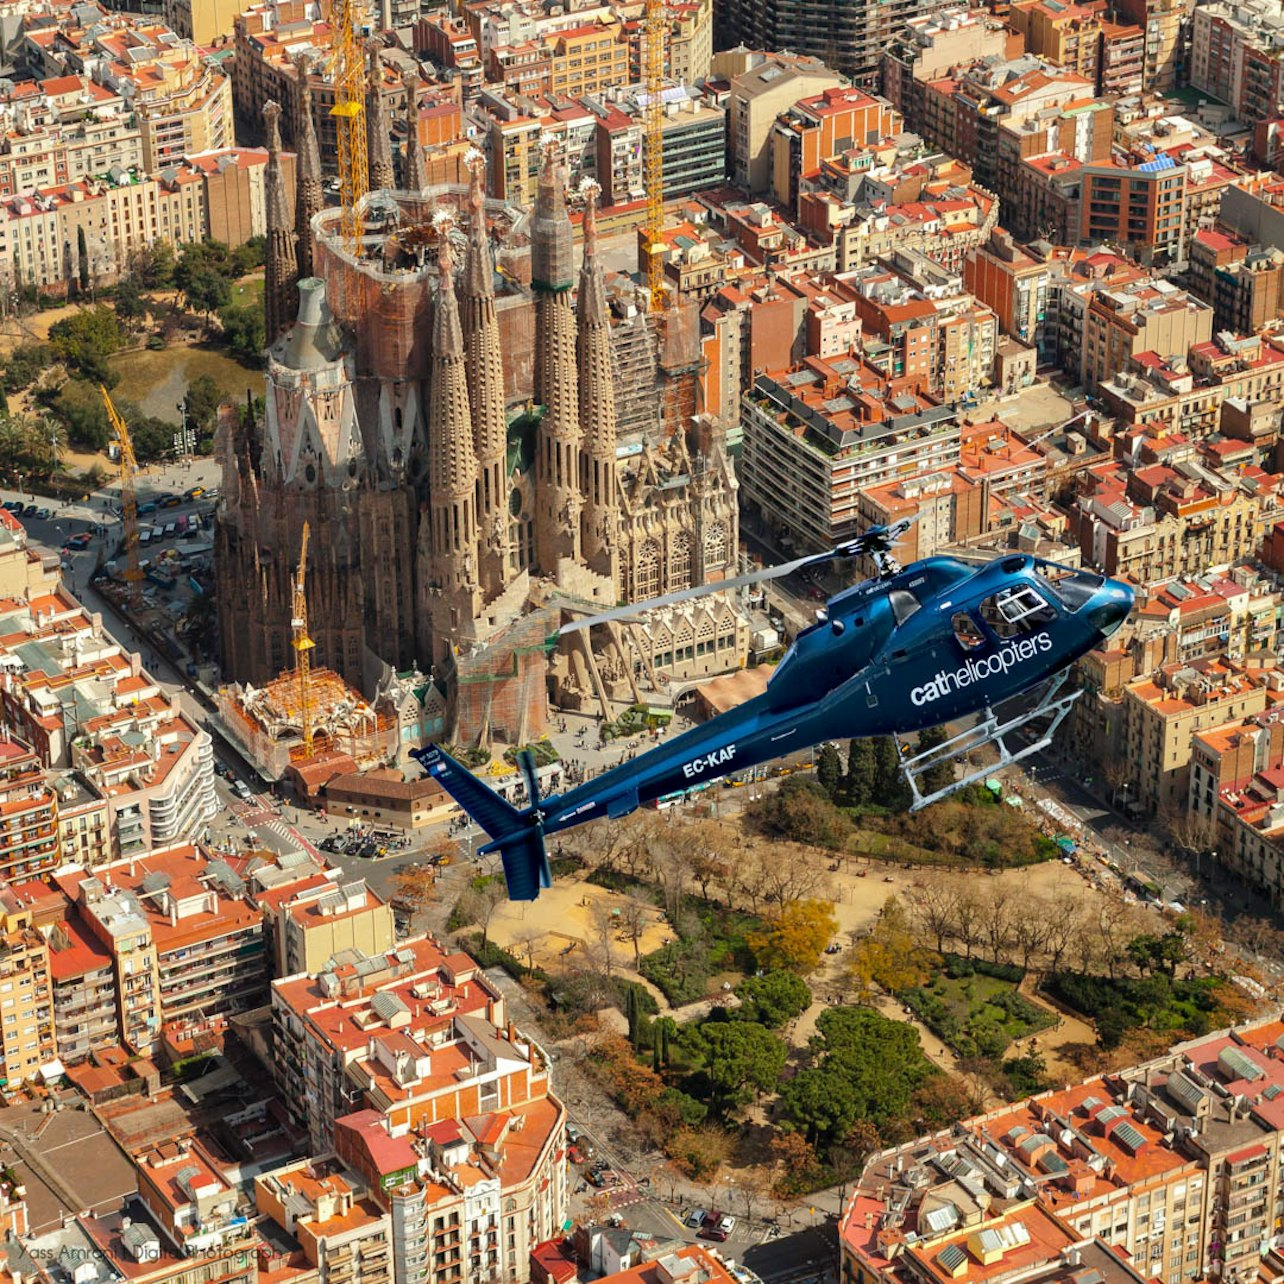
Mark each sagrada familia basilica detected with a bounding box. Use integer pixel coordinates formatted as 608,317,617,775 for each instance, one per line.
214,54,739,746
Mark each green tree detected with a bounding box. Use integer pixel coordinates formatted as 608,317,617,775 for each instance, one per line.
184,267,231,318
53,380,110,451
129,414,177,464
873,737,910,808
689,1020,786,1108
780,1005,937,1149
735,970,812,1028
113,274,148,327
48,306,124,381
182,374,223,433
914,724,955,797
816,742,844,800
136,240,176,289
2,343,54,394
844,739,877,806
218,303,266,364
77,226,90,293
175,240,234,291
230,235,266,275
747,776,851,849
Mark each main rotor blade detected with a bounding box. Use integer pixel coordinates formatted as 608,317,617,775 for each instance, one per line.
558,549,828,636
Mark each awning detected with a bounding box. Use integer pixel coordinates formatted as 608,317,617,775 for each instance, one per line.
39,1059,66,1082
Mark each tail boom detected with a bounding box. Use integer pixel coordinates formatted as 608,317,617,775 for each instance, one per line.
410,746,551,902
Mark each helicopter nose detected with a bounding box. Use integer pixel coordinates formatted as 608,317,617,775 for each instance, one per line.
1084,580,1133,640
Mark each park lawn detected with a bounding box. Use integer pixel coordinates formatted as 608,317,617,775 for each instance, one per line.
229,278,264,308
903,969,1056,1058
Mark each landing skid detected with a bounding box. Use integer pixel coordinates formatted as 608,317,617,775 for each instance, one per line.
899,672,1081,812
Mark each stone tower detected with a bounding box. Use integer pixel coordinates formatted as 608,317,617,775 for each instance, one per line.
531,140,582,574
575,180,619,587
425,220,483,661
366,40,395,193
293,53,323,281
402,72,427,193
461,150,510,601
263,100,297,344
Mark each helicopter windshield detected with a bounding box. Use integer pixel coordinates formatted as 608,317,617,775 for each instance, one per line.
1035,562,1104,612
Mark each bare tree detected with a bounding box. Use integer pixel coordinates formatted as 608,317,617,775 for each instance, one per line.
949,889,984,959
587,898,620,979
1042,898,1087,975
1160,802,1217,862
618,894,652,968
455,878,507,946
909,875,963,954
1009,893,1051,972
1101,753,1132,807
979,884,1014,965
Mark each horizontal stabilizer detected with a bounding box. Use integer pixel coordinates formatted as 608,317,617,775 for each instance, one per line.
486,827,552,903
411,745,522,840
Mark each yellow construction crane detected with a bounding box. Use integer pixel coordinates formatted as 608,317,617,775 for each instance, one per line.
292,521,317,758
330,0,368,251
98,385,142,610
641,0,666,312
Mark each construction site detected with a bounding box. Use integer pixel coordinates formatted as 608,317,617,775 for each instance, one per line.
212,1,741,768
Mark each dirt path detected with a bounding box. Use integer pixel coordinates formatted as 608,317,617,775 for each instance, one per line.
1017,975,1098,1080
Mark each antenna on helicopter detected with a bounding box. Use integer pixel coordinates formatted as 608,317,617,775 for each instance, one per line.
558,515,917,636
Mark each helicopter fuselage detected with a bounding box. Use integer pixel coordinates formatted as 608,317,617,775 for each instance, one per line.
530,553,1130,835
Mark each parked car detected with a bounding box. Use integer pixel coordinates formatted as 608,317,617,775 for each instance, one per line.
684,1210,707,1230
699,1212,732,1242
138,501,158,514
232,780,253,801
1,501,20,512
66,532,92,550
185,486,205,500
35,507,51,520
159,495,182,509
21,503,39,516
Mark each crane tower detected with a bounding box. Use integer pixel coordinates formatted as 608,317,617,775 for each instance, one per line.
641,0,666,313
98,385,143,611
330,0,369,251
292,521,316,758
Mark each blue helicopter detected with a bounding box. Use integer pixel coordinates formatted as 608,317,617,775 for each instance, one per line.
410,520,1134,901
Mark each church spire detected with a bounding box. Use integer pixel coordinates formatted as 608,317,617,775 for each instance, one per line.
402,72,428,193
426,218,482,661
366,39,395,193
531,138,582,574
576,179,618,583
461,148,509,600
293,53,323,281
263,100,297,343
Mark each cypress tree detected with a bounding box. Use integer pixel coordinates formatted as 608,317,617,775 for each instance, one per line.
816,742,844,800
845,739,878,807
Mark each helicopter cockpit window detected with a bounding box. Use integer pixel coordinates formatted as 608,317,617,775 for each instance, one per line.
888,588,921,626
952,612,985,651
1035,562,1104,612
980,586,1057,638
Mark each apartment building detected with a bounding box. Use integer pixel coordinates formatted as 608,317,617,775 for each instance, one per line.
136,1136,258,1258
1188,229,1284,337
1190,0,1284,126
1073,454,1280,590
881,8,1016,127
1112,0,1188,90
0,896,56,1088
740,353,958,551
1082,280,1213,391
1008,0,1101,84
257,1159,392,1284
1078,154,1188,267
843,1018,1284,1284
1097,331,1284,441
48,915,120,1065
1119,658,1269,815
53,846,268,1054
49,769,112,869
274,878,395,979
714,50,843,194
0,574,216,856
270,938,566,1284
0,738,60,882
768,86,902,213
964,230,1053,361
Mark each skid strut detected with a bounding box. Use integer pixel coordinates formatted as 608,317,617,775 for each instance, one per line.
898,672,1081,812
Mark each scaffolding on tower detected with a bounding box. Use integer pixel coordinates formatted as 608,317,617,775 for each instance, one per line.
641,0,666,315
98,385,142,611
